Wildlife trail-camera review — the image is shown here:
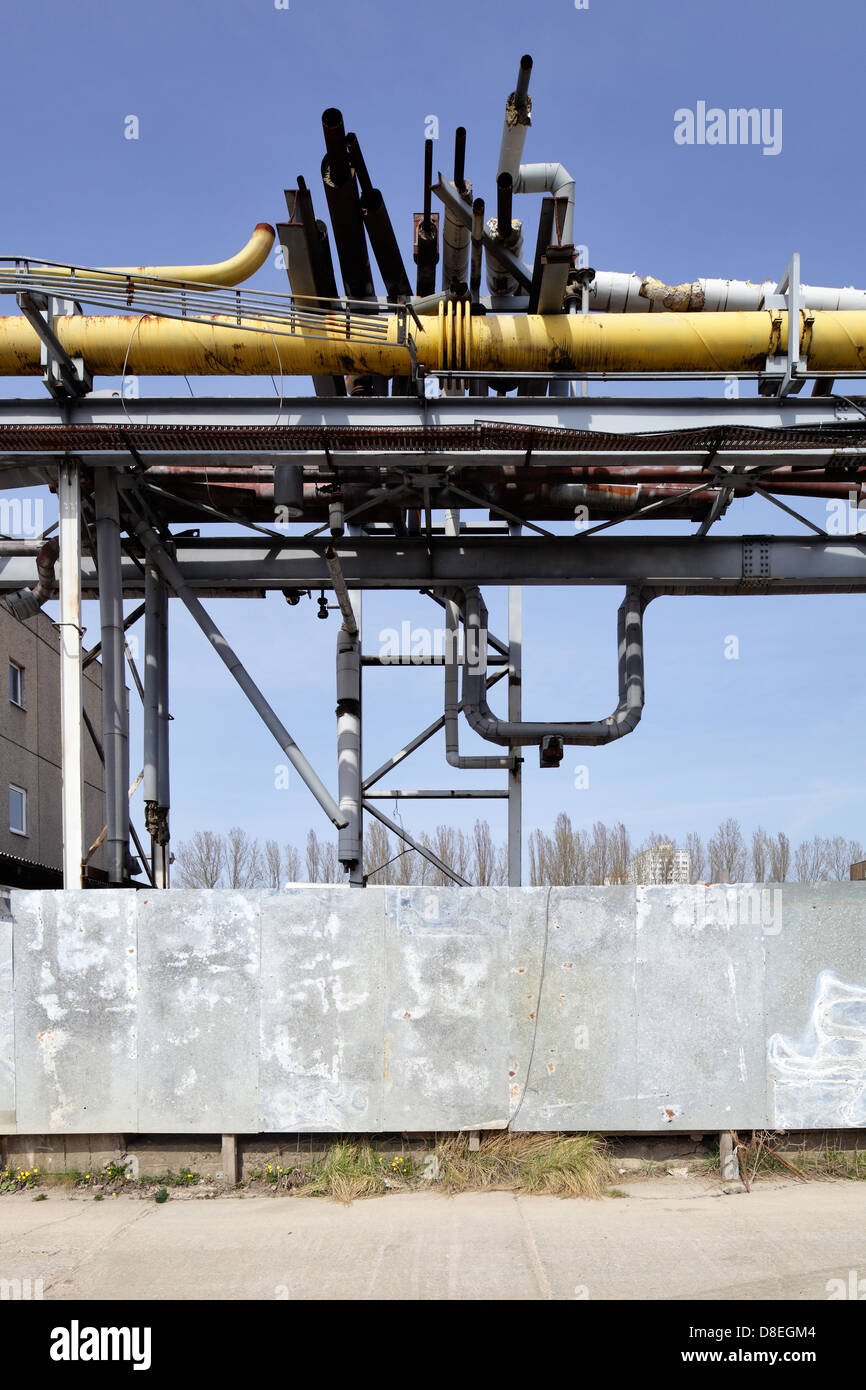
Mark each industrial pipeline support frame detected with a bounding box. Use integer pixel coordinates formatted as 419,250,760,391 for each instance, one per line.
3,392,866,892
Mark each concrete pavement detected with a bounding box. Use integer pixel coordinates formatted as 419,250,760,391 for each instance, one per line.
0,1176,864,1300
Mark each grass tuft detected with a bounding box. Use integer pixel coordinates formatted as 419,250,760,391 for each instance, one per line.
434,1132,614,1198
294,1142,388,1202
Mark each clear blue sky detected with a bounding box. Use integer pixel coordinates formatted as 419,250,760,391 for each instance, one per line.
2,0,864,863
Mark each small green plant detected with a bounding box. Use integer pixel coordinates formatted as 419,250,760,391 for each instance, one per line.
93,1193,103,1201
32,1192,47,1201
384,1153,414,1180
0,1165,41,1191
607,1187,629,1198
139,1168,201,1188
102,1160,129,1183
154,1188,168,1204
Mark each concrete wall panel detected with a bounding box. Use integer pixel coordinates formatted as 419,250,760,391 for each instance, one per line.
136,891,259,1133
12,890,136,1132
0,884,862,1134
259,886,383,1132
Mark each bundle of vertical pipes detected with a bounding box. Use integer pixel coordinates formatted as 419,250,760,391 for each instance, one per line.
4,54,866,526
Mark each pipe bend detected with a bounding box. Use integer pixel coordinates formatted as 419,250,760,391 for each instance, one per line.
12,224,276,290
6,536,59,619
514,162,575,244
459,584,651,748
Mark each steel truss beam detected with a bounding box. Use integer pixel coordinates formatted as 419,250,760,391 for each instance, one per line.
0,394,865,433
0,536,862,595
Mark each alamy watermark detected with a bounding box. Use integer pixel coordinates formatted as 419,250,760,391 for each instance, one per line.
674,883,783,935
674,102,782,157
0,496,44,539
378,622,487,671
826,491,866,535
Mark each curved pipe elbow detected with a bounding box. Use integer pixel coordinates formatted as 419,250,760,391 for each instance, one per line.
514,163,575,244
16,224,276,290
6,537,59,620
103,222,277,287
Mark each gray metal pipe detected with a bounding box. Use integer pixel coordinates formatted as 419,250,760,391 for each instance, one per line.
130,507,347,829
497,54,533,181
323,543,358,635
442,509,514,770
460,584,650,747
336,625,362,874
6,537,58,619
94,470,130,883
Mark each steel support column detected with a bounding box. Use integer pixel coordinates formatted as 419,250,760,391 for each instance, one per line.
58,462,84,887
508,527,523,886
94,469,129,884
144,564,170,886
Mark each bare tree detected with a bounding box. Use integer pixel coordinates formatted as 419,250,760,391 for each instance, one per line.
264,839,282,889
365,821,401,885
587,821,611,885
283,842,302,884
606,822,631,885
824,835,865,881
685,831,705,882
750,826,769,882
225,826,265,888
472,819,502,885
708,818,747,882
794,835,829,883
528,827,550,886
767,830,791,882
419,825,471,885
174,830,225,888
305,829,342,883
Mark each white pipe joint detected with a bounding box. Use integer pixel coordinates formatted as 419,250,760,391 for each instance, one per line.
514,162,576,246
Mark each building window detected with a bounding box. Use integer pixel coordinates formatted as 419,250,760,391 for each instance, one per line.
9,785,27,837
9,661,24,708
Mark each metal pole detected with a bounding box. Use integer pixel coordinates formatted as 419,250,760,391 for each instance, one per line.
58,462,84,887
94,469,129,885
144,564,170,886
508,525,523,885
337,529,363,883
157,576,170,887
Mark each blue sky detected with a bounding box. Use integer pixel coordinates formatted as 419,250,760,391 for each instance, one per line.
2,0,864,865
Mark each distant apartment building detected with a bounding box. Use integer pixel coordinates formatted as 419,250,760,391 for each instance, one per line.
627,843,690,885
0,606,106,885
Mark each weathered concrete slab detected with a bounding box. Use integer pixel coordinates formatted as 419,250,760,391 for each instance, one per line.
10,891,137,1133
259,885,383,1132
631,885,767,1131
382,887,510,1130
764,885,866,1128
509,887,638,1131
0,883,863,1133
136,891,259,1133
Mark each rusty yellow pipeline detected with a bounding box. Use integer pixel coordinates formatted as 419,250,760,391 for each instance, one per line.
8,224,275,289
2,300,866,376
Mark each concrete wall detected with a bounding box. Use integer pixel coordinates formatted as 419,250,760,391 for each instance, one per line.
0,883,863,1135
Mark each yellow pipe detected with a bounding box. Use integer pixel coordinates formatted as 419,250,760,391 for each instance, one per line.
8,224,276,289
2,306,866,376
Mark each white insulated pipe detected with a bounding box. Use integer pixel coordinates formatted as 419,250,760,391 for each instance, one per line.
588,270,866,313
